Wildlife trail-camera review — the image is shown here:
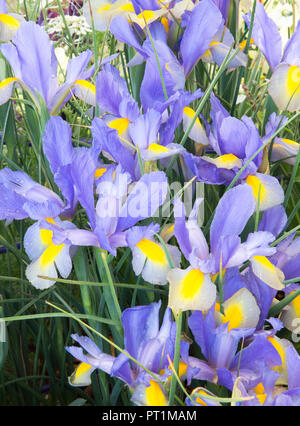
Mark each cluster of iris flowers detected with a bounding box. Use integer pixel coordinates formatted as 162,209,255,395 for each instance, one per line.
1,0,300,406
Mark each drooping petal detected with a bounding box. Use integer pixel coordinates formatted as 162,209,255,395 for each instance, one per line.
215,288,260,331
250,256,285,290
269,64,300,112
245,173,284,211
167,266,216,314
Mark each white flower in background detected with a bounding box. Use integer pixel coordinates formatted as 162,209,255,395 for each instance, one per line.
240,0,300,46
46,15,92,42
55,47,69,84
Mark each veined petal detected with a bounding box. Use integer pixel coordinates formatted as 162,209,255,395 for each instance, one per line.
167,266,216,314
250,256,284,290
182,106,209,145
269,64,300,112
68,362,95,387
0,76,19,105
215,288,260,331
72,79,96,106
245,173,284,211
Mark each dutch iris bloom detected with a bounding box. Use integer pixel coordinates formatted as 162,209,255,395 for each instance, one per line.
66,301,180,406
185,303,283,392
167,184,284,315
126,223,181,285
179,0,247,77
184,93,285,212
0,116,101,288
244,2,300,111
0,21,97,112
236,344,300,406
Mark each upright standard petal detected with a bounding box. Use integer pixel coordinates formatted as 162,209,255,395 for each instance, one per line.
180,0,223,76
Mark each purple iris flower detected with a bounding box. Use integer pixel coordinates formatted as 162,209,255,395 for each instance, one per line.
0,21,95,113
66,301,177,405
185,304,282,391
174,184,276,275
110,18,185,110
93,165,168,255
184,93,284,211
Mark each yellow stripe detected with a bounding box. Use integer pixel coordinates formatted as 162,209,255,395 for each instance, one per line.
0,14,20,28
281,138,299,147
252,255,275,271
246,175,266,201
74,80,96,94
267,336,286,371
40,242,64,267
183,106,202,127
0,77,18,89
40,218,56,246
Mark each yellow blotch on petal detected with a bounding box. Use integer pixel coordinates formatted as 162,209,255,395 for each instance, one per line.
161,16,169,33
215,153,242,169
246,175,266,201
136,239,167,265
0,14,20,27
179,269,204,300
118,2,135,12
73,79,96,94
221,303,243,331
40,218,56,246
287,65,300,97
108,117,130,136
147,143,169,153
183,106,202,127
40,242,64,267
145,379,167,406
75,362,92,378
267,336,286,372
94,168,107,179
137,10,155,21
254,382,267,405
